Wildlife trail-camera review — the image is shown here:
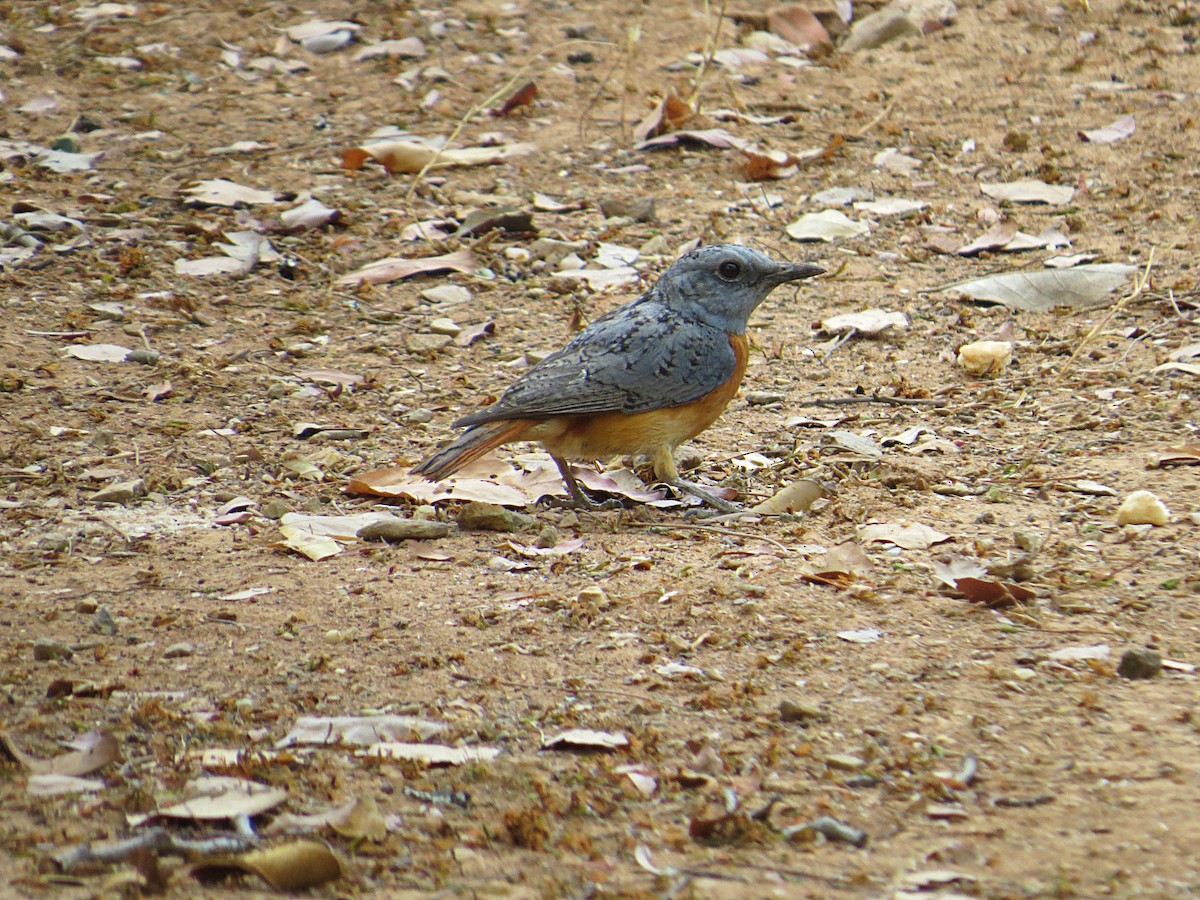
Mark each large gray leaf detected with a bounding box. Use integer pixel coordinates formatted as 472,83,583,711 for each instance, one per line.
939,264,1137,311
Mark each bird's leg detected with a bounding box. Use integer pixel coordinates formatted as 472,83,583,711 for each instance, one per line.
653,446,743,514
545,455,623,510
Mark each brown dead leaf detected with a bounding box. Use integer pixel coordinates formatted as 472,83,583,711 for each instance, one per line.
1153,443,1200,467
190,841,342,891
735,147,798,181
768,5,832,49
633,93,695,142
491,81,537,116
0,729,120,776
341,140,537,175
954,577,1037,609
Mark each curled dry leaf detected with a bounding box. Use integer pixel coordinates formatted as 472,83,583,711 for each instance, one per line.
341,139,537,174
335,249,476,286
279,197,340,232
542,729,630,751
1152,443,1200,468
491,80,537,115
0,729,120,776
633,93,695,142
768,5,833,49
953,577,1036,609
190,840,342,891
735,147,797,181
636,129,747,152
264,797,388,841
752,480,825,515
128,776,288,827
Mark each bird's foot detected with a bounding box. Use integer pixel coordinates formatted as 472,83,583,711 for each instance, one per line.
669,479,743,515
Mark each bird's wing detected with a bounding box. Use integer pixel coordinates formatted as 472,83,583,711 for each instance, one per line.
454,299,735,426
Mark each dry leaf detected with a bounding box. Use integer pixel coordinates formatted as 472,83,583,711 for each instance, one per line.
857,522,951,550
633,93,695,142
941,264,1137,312
542,729,629,751
0,729,120,776
636,129,747,151
264,797,388,841
492,81,537,115
63,344,132,362
190,841,342,891
277,714,445,747
128,776,288,827
821,309,908,335
768,5,832,48
752,480,825,515
786,209,869,242
1152,444,1200,467
980,180,1075,205
341,139,536,175
1079,115,1135,143
181,179,278,207
954,577,1036,608
336,249,476,286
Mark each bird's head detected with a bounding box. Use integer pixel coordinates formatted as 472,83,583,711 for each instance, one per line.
656,244,823,334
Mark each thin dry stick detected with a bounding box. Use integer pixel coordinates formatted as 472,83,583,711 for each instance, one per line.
402,39,612,202
686,0,729,109
1052,248,1155,385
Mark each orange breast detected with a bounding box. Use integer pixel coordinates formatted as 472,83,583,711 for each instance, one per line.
519,332,750,460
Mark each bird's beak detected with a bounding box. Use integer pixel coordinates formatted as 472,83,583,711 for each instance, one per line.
772,261,825,284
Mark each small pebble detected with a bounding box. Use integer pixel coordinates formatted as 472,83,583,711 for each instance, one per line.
598,196,655,222
358,518,452,542
779,699,823,723
33,638,73,662
75,598,99,615
534,525,559,549
88,479,146,505
826,753,865,771
1115,490,1169,526
261,499,289,519
163,642,195,659
577,586,609,606
1117,647,1162,680
457,502,533,532
405,333,453,355
126,348,160,366
428,317,462,337
90,606,117,636
745,391,786,406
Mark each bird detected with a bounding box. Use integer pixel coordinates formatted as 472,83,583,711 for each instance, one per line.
412,244,824,511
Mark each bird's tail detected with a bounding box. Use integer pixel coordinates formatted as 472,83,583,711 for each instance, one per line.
411,420,532,481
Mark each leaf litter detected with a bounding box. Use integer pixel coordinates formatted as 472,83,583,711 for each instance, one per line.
5,1,1200,896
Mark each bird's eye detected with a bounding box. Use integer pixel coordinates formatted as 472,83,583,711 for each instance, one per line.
717,260,741,281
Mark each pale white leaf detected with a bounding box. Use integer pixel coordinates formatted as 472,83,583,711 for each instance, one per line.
980,180,1075,205
786,209,869,242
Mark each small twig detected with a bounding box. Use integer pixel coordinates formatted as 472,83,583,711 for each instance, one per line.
627,520,791,552
403,39,611,202
845,100,896,140
686,0,729,108
1053,248,1155,385
53,828,257,871
820,327,857,363
801,395,948,408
